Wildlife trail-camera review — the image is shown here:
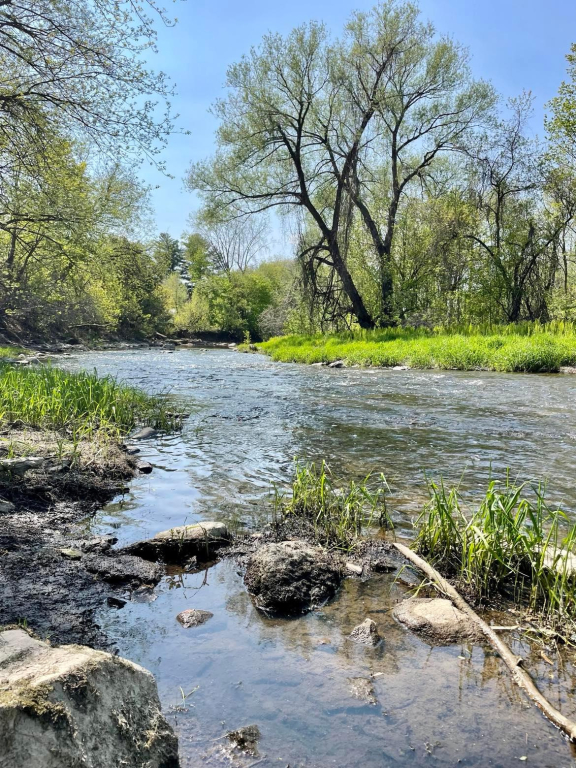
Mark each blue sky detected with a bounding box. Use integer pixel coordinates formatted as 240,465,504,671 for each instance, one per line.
144,0,576,241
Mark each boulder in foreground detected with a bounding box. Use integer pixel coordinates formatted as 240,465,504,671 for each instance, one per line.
393,597,484,643
122,521,231,563
0,628,179,768
244,540,342,615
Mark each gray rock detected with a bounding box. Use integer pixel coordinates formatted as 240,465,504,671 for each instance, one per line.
349,618,381,646
176,609,214,628
84,554,163,585
393,598,484,643
78,535,117,554
123,444,140,455
130,426,157,440
345,562,363,576
137,460,153,474
0,500,15,513
370,556,398,573
328,359,345,368
244,540,342,615
0,457,45,476
0,629,178,768
123,521,231,563
227,724,261,755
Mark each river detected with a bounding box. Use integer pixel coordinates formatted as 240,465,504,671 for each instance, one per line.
61,347,576,767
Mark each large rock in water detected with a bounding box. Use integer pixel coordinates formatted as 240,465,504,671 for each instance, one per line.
393,598,484,643
0,628,179,767
244,540,342,614
122,521,230,563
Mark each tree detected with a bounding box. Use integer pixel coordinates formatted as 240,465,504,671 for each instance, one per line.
153,233,183,275
0,0,177,170
187,1,493,327
194,211,269,273
547,43,576,165
182,233,212,282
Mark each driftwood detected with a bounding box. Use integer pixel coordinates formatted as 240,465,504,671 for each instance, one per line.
393,541,576,741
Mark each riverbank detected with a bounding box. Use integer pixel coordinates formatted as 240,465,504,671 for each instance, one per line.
256,327,576,373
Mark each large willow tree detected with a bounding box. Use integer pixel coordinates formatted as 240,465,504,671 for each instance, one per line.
188,0,494,327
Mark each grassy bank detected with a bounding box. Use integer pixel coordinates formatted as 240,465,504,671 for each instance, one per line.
258,324,576,373
0,365,176,438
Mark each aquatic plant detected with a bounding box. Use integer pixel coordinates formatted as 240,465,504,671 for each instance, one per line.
0,365,177,437
258,325,576,373
278,460,393,550
415,477,576,633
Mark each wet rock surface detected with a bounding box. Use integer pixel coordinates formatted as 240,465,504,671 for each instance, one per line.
122,521,231,563
226,724,261,756
393,598,484,643
0,628,179,768
349,618,382,646
84,553,164,586
244,540,342,615
348,676,377,705
176,609,214,628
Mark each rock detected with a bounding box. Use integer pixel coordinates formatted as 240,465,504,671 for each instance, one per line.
0,628,179,768
0,457,45,476
348,677,377,705
541,547,576,576
123,445,140,455
78,535,117,554
129,426,157,441
328,359,345,368
60,548,83,561
370,556,398,573
244,540,342,615
393,598,484,643
137,460,153,474
227,724,261,756
349,618,381,646
107,596,127,609
176,609,214,628
345,562,363,576
392,365,409,371
84,554,163,585
123,521,231,563
0,500,15,513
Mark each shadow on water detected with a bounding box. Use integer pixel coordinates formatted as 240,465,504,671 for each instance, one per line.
61,348,576,766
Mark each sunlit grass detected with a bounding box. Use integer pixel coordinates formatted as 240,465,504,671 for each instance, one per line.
415,477,576,634
258,325,576,373
0,346,25,359
0,365,177,438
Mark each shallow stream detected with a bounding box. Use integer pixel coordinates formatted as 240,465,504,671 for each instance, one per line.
62,348,576,767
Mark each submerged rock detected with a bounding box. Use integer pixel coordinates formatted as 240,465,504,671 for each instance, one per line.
393,598,483,643
244,540,342,615
130,426,157,441
226,724,261,755
0,628,179,768
122,521,231,563
0,500,16,513
348,676,377,705
84,553,163,586
176,609,214,628
349,618,382,646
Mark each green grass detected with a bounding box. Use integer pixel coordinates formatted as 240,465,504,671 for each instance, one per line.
0,365,177,438
415,477,576,635
0,346,25,359
274,460,393,551
258,323,576,373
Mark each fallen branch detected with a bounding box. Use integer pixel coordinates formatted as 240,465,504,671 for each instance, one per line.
393,541,576,741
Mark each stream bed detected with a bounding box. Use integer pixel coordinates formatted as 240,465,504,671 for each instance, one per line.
61,348,576,767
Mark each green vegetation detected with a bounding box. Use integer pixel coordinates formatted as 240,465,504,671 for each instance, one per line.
275,460,393,550
258,324,576,373
415,478,576,635
0,366,175,438
0,347,24,359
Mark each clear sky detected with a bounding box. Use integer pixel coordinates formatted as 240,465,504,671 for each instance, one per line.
143,0,576,241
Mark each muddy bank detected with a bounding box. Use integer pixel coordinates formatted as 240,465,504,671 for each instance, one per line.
0,428,163,648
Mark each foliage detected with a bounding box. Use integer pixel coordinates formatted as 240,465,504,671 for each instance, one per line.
0,365,177,437
276,460,392,551
258,325,576,373
415,477,576,633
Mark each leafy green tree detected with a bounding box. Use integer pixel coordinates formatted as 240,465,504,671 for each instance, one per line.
153,233,183,275
182,233,212,282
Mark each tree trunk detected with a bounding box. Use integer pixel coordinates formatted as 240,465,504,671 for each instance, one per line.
327,235,375,329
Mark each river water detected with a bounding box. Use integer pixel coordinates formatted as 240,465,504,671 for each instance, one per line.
62,348,576,767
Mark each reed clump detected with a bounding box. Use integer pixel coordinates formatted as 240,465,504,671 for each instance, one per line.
276,460,393,551
0,365,176,437
415,478,576,634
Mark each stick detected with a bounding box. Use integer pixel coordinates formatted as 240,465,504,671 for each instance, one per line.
393,541,576,741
